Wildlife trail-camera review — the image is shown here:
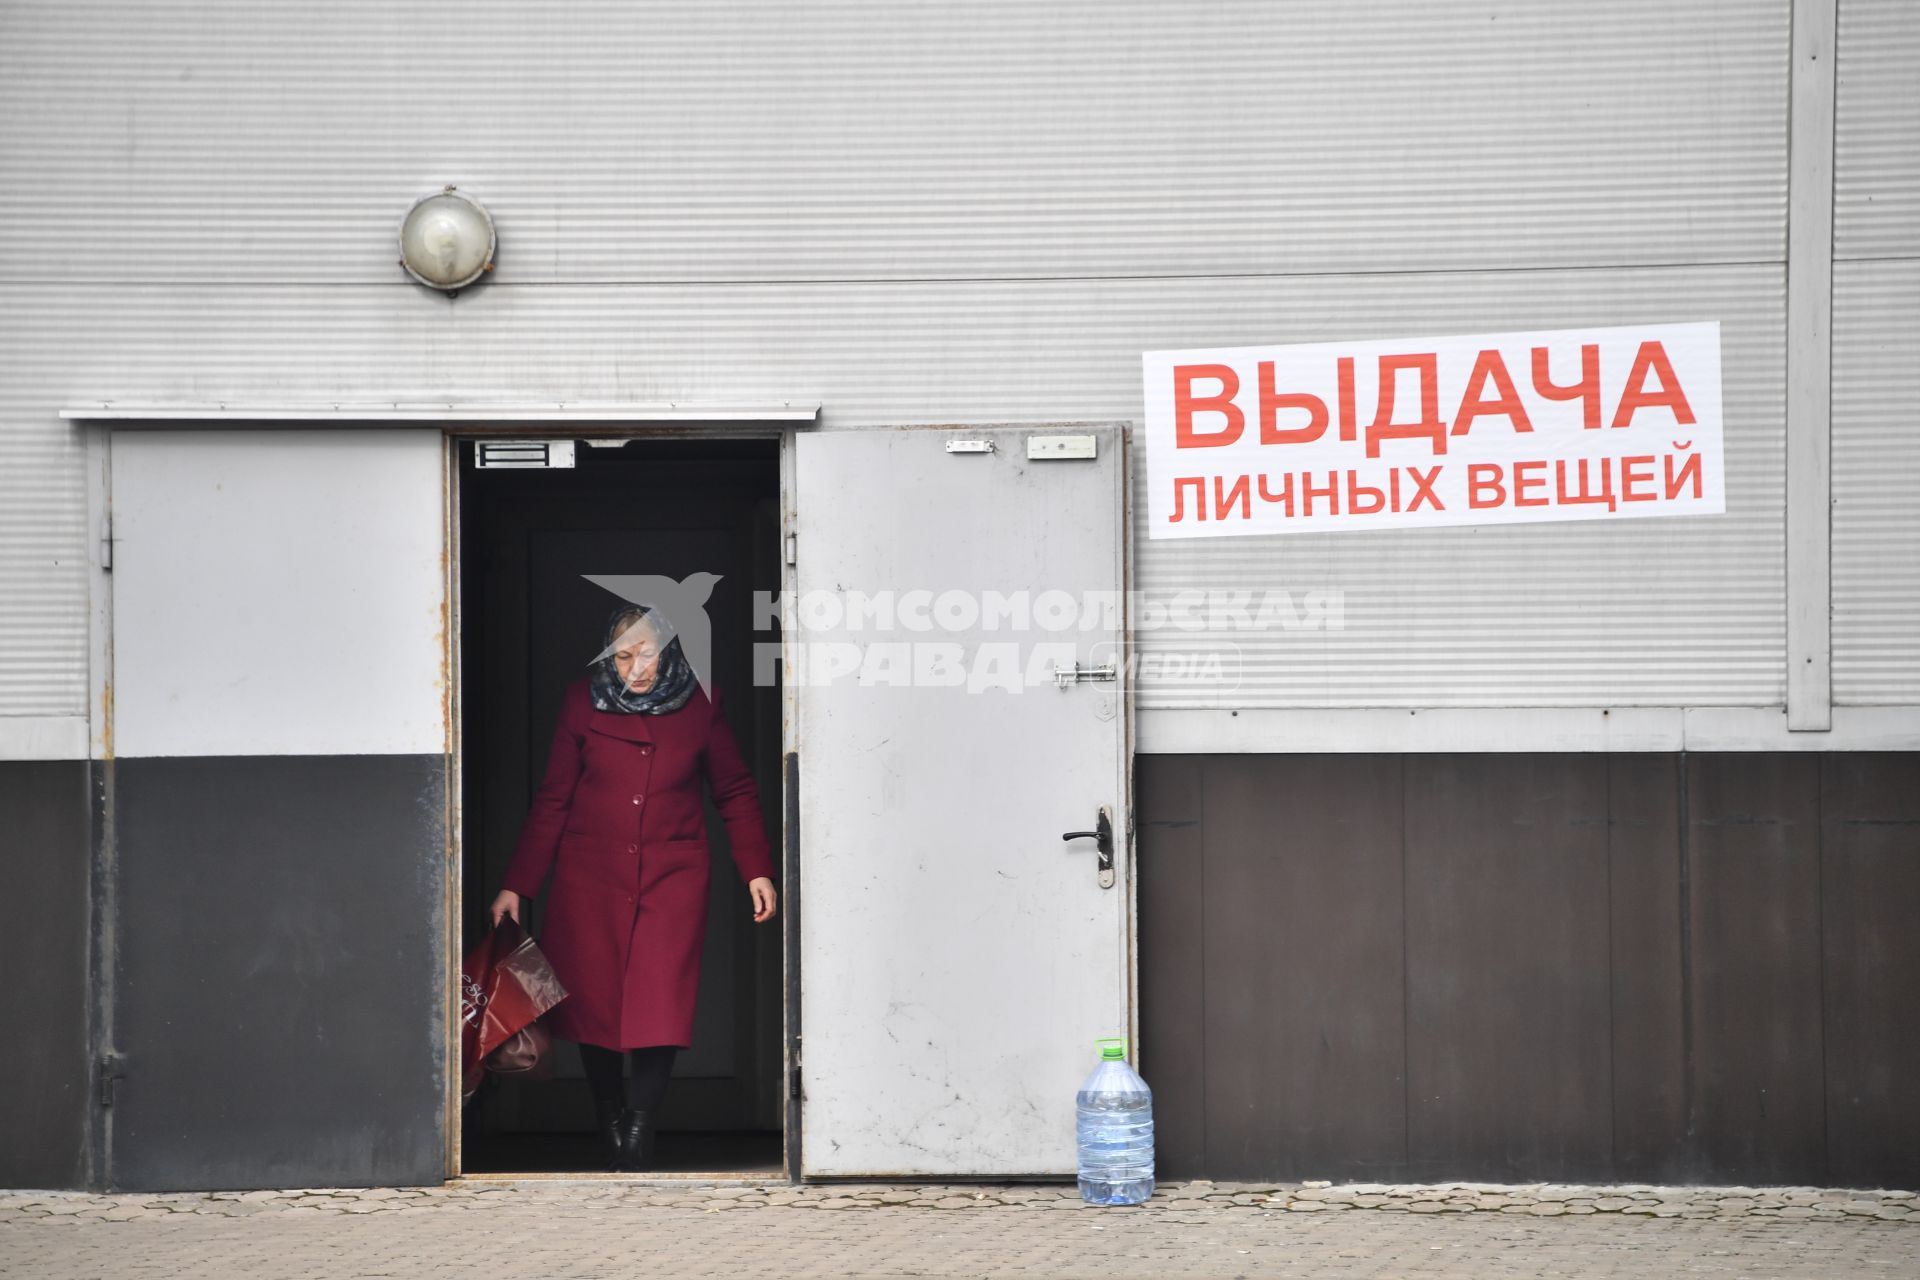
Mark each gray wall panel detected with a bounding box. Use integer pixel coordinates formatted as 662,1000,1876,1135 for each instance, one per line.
0,409,87,717
1,263,1784,714
1831,260,1920,704
0,1,1787,285
1127,270,1785,708
109,753,448,1191
0,761,91,1189
13,0,1915,724
1834,0,1920,260
0,0,1843,721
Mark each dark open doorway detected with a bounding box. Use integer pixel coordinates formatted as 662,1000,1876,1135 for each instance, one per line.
455,435,784,1176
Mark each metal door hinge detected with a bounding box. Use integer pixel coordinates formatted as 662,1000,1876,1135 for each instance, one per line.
99,512,112,572
96,1052,125,1107
789,1062,804,1100
785,533,797,566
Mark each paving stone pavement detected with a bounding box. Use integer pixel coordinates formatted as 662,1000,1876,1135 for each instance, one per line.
2,1179,1915,1278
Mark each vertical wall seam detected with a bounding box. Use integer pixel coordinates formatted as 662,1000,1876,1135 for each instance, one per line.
1195,757,1207,1176
1815,755,1830,1183
85,422,117,1191
85,759,113,1190
1785,0,1839,730
1399,755,1411,1175
1604,753,1619,1179
783,749,802,1183
1678,752,1696,1159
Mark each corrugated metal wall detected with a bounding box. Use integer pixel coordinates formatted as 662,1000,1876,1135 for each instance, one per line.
1832,0,1920,705
0,1,1786,284
1833,0,1919,261
1,0,1901,721
1128,273,1782,707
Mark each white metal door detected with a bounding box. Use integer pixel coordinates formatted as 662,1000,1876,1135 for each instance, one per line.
794,425,1130,1177
102,428,450,1190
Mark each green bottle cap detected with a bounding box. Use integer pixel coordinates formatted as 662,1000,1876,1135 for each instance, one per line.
1095,1036,1127,1060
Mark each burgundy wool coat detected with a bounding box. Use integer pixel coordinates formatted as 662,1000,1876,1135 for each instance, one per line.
501,676,775,1049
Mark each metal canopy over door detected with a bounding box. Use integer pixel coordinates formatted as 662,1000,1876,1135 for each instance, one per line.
794,424,1131,1177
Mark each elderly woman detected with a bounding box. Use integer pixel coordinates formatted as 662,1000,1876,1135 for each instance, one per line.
490,603,777,1172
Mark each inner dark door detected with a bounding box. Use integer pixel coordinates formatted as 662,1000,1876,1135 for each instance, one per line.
457,437,783,1174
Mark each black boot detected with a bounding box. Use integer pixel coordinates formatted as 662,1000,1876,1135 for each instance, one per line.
593,1098,627,1173
616,1107,656,1172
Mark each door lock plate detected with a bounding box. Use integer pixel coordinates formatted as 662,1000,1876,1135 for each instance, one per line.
1061,805,1117,889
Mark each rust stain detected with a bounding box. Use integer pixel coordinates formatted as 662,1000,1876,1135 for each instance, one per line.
437,438,462,1178
437,594,450,749
100,676,113,760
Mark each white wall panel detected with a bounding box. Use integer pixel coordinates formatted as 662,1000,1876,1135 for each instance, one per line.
0,1,1785,284
109,429,447,757
1832,261,1920,704
1834,0,1920,260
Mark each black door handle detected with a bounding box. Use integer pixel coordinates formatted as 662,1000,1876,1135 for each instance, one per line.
1061,807,1116,889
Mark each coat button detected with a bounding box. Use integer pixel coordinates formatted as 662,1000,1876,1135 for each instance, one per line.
627,843,638,854
632,793,644,804
639,745,652,755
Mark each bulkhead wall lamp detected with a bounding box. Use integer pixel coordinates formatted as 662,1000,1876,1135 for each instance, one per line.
398,186,496,293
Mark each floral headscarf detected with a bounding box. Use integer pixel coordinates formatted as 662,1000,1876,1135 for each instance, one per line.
586,603,696,714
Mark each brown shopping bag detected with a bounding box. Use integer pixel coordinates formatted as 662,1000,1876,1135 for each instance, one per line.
460,914,568,1102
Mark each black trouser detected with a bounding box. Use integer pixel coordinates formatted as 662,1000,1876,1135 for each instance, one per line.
577,1042,678,1112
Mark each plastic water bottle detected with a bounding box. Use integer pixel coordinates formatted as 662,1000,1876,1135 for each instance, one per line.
1076,1036,1154,1205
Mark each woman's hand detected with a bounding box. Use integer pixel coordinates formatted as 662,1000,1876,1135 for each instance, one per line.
748,877,777,923
490,889,522,928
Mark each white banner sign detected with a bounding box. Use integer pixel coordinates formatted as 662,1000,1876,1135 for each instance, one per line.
1142,321,1724,539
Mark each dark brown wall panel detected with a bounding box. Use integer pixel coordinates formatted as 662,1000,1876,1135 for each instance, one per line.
0,760,92,1190
1605,754,1688,1181
1134,755,1206,1178
1820,753,1920,1187
1138,751,1916,1187
1403,756,1614,1181
1201,755,1406,1181
1686,754,1826,1183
